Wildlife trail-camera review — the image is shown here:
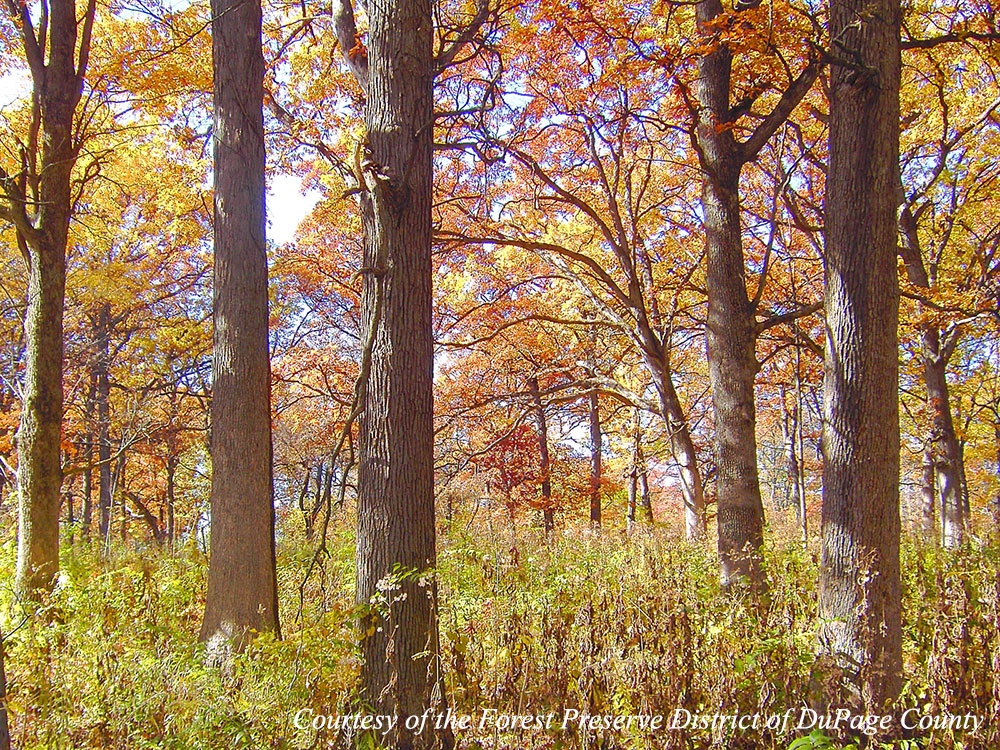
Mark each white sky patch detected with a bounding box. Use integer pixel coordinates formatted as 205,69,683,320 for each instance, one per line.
267,173,321,245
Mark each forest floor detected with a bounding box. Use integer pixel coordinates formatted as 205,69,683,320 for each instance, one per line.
0,514,996,749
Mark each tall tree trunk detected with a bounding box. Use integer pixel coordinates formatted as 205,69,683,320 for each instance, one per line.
350,0,447,743
199,0,280,653
528,377,554,533
819,0,902,710
694,0,765,590
12,0,95,596
96,303,113,543
588,390,602,528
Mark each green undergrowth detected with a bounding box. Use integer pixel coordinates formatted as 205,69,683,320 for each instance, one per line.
0,520,996,749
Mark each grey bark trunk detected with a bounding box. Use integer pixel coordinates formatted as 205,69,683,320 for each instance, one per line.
819,0,903,710
353,0,448,744
199,0,280,653
694,0,765,590
13,0,92,596
641,349,704,537
924,344,964,548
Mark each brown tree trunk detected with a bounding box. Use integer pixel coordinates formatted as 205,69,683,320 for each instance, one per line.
11,0,95,596
528,377,554,533
96,304,113,543
588,390,602,528
694,0,765,590
819,0,902,710
199,0,280,654
351,0,447,743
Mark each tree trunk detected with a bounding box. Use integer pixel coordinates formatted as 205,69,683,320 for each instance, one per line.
819,0,902,710
642,350,704,537
899,207,965,548
924,344,964,548
528,377,554,533
13,0,94,596
199,0,280,654
588,390,602,528
695,0,765,590
627,411,641,531
352,0,447,744
96,303,113,543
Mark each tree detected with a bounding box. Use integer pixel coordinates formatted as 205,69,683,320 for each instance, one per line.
1,0,97,595
199,0,280,653
528,376,555,532
332,0,456,743
819,0,903,710
690,0,823,588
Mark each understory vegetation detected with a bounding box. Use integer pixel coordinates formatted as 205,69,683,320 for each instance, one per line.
2,514,996,750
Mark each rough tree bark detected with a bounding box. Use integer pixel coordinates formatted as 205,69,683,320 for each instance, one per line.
336,0,448,743
528,377,554,533
695,0,765,588
199,0,280,653
3,0,96,596
819,0,903,710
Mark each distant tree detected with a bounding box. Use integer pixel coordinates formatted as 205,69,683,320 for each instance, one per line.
819,0,903,709
199,0,280,652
